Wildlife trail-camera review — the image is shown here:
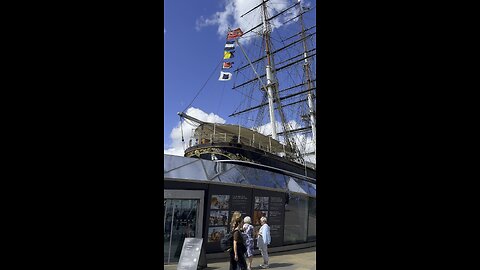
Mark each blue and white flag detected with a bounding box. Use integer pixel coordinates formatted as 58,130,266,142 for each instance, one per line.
218,71,232,81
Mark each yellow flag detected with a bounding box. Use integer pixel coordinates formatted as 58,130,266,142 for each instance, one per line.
224,51,233,59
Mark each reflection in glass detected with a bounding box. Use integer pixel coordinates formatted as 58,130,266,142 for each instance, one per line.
164,155,316,196
283,195,308,244
307,197,316,241
287,177,304,193
216,166,247,184
254,169,277,189
235,166,257,185
163,199,199,264
294,179,309,192
272,173,288,189
164,200,174,263
164,158,209,181
305,182,317,197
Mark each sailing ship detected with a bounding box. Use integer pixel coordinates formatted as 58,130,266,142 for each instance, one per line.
178,0,316,181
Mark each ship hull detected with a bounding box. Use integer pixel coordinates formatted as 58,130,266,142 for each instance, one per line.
184,142,316,179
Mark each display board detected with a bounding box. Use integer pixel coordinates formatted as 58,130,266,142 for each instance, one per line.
205,185,286,252
252,190,285,247
177,238,203,270
206,185,253,252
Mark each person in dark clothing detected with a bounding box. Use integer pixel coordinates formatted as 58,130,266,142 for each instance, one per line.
229,211,247,270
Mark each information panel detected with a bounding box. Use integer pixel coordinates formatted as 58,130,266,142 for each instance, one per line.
268,196,284,244
177,238,203,270
253,191,285,247
205,186,286,252
206,185,254,252
230,194,250,217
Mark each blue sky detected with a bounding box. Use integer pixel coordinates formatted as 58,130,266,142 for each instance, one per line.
164,0,316,158
164,1,236,151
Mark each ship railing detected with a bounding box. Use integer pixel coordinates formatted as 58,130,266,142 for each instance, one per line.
189,133,296,158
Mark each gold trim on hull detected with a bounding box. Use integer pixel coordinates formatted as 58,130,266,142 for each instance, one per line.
185,146,253,162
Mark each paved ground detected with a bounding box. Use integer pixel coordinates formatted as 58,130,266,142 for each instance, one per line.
164,246,316,270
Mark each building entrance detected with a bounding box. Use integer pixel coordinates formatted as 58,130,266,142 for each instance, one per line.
164,190,204,264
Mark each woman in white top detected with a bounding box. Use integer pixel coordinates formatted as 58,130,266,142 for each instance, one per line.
257,216,271,269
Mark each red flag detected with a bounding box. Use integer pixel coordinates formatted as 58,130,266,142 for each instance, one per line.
227,28,243,40
222,62,234,69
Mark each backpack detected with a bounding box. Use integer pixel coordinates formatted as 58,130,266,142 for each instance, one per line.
220,230,234,251
241,231,248,243
220,229,245,252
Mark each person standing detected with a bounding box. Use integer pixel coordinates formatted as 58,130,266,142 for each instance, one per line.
242,216,255,270
257,216,271,269
230,211,247,270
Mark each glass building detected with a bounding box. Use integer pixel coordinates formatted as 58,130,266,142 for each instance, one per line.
164,154,316,265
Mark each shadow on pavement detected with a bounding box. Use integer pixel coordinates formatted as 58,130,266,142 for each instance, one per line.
257,262,294,268
205,264,295,270
269,246,316,256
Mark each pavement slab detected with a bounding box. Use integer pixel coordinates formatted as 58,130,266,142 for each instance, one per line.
164,246,316,270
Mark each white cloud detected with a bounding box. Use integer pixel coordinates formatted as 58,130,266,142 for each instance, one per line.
164,107,226,156
164,28,166,34
255,119,316,165
195,0,302,43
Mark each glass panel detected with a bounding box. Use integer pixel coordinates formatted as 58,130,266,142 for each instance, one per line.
215,165,247,184
164,154,316,196
254,169,277,189
164,155,199,173
307,197,316,241
169,199,199,263
305,182,317,197
272,173,288,189
202,159,222,180
287,177,305,193
164,200,174,263
293,178,310,194
283,194,308,244
164,157,209,181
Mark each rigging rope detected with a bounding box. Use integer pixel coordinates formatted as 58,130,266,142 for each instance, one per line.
180,115,185,151
181,57,224,113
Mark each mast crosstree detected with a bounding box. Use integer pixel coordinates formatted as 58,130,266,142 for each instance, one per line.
233,0,316,163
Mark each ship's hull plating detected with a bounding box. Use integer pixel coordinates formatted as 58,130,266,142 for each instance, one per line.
185,142,316,179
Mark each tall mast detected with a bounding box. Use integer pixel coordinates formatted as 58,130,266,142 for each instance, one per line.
297,1,316,154
235,0,307,163
261,0,278,140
